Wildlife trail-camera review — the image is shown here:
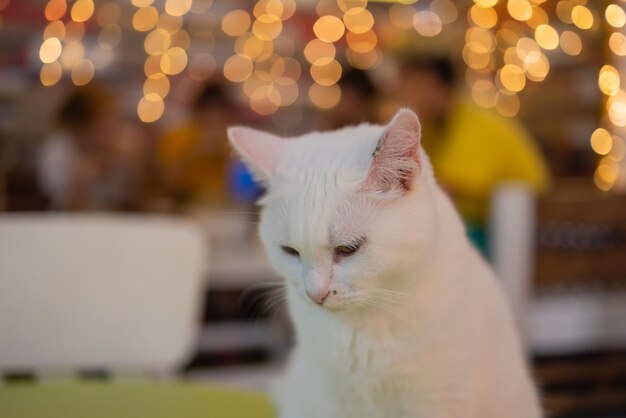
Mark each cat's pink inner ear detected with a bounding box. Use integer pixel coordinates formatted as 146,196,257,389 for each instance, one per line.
365,109,421,194
228,127,288,180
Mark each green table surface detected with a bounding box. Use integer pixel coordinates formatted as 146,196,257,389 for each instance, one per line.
0,380,275,418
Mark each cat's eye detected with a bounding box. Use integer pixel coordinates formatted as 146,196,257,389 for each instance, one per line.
335,245,359,256
334,238,365,257
281,245,300,257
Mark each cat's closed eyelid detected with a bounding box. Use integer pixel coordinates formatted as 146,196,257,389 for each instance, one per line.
281,245,300,257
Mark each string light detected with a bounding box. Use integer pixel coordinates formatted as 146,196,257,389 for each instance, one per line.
29,0,623,192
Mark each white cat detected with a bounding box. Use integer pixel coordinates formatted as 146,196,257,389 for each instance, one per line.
228,109,542,418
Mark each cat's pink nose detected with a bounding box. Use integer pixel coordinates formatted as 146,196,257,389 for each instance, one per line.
305,286,330,305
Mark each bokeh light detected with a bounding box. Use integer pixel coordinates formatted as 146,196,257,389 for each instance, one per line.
222,10,251,37
343,7,374,34
469,5,498,29
39,37,62,64
160,47,188,75
590,128,613,155
507,0,532,22
70,0,94,23
43,21,65,40
143,72,170,98
609,32,626,56
164,0,192,17
314,15,345,43
252,14,283,41
534,24,559,50
224,54,254,82
71,58,95,86
310,57,342,86
40,61,63,86
413,10,442,37
137,93,164,123
598,65,621,97
45,0,67,21
571,5,594,30
304,39,336,64
60,41,85,69
132,6,158,32
309,83,341,109
605,4,625,28
498,64,526,92
560,31,582,56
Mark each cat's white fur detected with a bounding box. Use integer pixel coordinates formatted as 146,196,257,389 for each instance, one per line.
228,109,542,418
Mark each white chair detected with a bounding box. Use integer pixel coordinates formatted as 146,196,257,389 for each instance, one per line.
0,214,208,376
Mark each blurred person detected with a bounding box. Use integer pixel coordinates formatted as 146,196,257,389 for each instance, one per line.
329,68,380,129
398,54,550,251
38,86,147,211
158,83,233,208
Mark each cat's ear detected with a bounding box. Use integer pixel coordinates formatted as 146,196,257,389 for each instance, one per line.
228,127,289,182
364,108,421,196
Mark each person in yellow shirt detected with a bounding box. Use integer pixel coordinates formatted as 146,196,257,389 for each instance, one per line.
158,83,233,208
398,55,550,252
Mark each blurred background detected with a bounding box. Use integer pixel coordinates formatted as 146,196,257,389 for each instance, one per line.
0,0,625,417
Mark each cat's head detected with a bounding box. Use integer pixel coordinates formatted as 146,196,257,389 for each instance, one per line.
228,109,438,312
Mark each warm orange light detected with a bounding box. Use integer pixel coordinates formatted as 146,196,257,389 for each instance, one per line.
534,24,559,50
590,128,613,155
346,48,381,69
224,54,254,82
388,4,415,30
60,41,84,69
571,5,593,30
143,72,170,98
413,10,442,37
498,64,526,92
343,7,374,34
304,39,336,64
310,57,342,86
164,0,192,17
346,30,377,53
40,61,63,86
599,65,620,97
71,59,95,86
160,47,188,75
605,4,626,28
523,52,549,82
132,6,159,32
71,0,94,23
471,79,498,108
430,0,458,25
309,83,341,109
222,10,251,37
559,31,582,56
252,14,283,41
45,0,67,21
495,91,520,117
609,32,626,56
469,5,497,29
337,0,367,13
144,29,171,55
507,0,532,22
137,93,164,123
39,37,62,63
314,15,345,43
43,21,66,40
